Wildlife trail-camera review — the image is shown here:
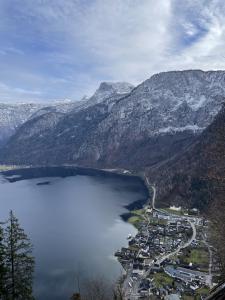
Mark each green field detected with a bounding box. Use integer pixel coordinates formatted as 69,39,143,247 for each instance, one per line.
153,271,174,288
0,165,26,171
196,286,210,296
131,209,145,216
161,207,184,216
184,248,209,265
127,209,145,228
149,217,167,225
128,215,142,225
181,286,210,299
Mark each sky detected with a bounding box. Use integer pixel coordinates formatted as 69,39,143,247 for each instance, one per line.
1,0,225,102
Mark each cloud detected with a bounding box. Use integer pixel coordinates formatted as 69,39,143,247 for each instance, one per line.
0,82,42,101
0,0,225,102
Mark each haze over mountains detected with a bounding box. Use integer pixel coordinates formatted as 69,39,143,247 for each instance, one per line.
0,70,225,210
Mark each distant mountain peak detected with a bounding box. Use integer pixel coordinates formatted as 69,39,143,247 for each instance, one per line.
1,69,225,170
85,81,134,106
96,81,134,95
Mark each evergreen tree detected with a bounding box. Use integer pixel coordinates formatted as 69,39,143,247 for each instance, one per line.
0,222,6,298
70,293,81,300
4,211,34,300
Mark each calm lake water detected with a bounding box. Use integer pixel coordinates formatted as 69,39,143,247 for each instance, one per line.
0,167,148,300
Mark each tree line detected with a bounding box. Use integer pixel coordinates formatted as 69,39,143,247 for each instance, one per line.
0,211,34,300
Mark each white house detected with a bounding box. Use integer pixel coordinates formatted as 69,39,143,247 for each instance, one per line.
170,205,181,211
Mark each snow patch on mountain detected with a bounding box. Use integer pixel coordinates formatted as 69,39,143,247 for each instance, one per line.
75,81,134,111
184,94,207,111
0,103,45,145
0,99,82,146
2,70,225,168
158,125,204,134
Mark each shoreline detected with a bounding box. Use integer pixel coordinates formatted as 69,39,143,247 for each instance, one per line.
0,163,152,225
0,164,151,274
0,163,150,216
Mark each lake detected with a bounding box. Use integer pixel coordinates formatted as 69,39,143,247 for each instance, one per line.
0,167,148,300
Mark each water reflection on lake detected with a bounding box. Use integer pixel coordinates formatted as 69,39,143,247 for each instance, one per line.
0,167,148,300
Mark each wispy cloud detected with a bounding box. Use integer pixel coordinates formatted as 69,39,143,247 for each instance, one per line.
0,81,42,101
0,0,225,102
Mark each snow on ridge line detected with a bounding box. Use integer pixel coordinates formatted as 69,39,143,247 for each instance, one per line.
158,125,204,134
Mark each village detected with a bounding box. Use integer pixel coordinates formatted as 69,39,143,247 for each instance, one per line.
115,199,218,300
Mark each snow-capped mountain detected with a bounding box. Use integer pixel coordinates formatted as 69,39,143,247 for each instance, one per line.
92,82,134,101
146,103,225,210
0,100,83,146
0,103,45,146
77,82,134,110
72,70,225,167
1,70,225,168
103,70,225,138
28,100,83,120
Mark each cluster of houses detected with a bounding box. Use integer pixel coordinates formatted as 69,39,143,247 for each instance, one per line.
115,207,211,299
116,214,193,272
164,266,210,288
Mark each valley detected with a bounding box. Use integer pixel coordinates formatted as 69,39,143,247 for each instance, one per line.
2,1,225,298
0,70,225,299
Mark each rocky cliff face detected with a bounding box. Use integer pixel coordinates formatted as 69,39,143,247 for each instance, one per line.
147,104,225,210
1,70,225,170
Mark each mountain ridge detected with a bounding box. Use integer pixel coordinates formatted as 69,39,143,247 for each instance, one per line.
1,70,225,179
147,103,225,210
0,82,133,147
